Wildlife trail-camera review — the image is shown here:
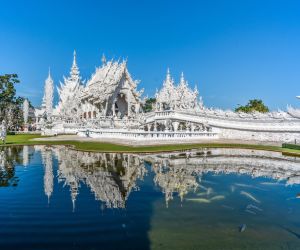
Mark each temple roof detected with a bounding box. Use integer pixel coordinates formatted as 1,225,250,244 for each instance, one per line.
81,58,141,104
155,69,199,110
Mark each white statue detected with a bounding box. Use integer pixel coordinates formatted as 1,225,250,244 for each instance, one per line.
0,120,7,144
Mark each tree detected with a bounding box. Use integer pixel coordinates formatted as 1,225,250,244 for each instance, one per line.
235,99,269,113
143,98,156,112
0,74,25,129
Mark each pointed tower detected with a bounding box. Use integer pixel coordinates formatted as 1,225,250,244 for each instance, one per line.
101,53,107,65
23,99,29,124
155,68,178,111
70,50,81,82
55,51,84,118
42,149,54,203
163,68,175,88
44,69,54,118
178,72,189,91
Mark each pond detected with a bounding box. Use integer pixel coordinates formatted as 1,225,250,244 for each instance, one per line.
1,146,300,250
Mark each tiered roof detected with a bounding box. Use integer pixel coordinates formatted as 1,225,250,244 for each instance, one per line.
155,69,200,111
55,51,84,117
81,58,142,105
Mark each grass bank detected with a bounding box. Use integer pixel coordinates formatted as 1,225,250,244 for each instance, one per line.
1,134,300,156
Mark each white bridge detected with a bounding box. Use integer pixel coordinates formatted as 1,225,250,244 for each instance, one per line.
66,109,300,142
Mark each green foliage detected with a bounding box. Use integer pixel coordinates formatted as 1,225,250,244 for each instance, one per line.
0,146,22,187
143,98,156,112
0,74,19,104
0,74,29,129
282,143,300,150
235,99,269,113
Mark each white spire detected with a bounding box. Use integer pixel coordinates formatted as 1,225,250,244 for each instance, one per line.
42,150,53,203
164,68,174,87
44,69,54,118
179,72,186,86
70,50,80,82
101,53,107,65
23,99,29,124
194,84,198,94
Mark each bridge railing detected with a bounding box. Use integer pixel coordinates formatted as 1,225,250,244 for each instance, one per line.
78,128,218,140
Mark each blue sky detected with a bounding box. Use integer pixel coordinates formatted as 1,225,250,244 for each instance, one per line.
0,0,300,110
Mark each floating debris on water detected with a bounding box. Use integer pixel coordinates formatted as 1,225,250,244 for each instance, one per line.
210,195,225,201
240,191,261,203
246,204,263,211
186,198,211,203
235,183,265,191
239,224,247,232
199,184,208,191
260,182,284,186
281,226,300,239
196,192,207,196
245,209,256,215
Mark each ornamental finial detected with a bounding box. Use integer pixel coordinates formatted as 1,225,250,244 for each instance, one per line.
102,53,107,65
166,68,171,79
180,72,185,84
72,50,77,67
47,67,53,81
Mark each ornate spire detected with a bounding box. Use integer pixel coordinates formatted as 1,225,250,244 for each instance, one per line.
164,68,174,87
42,150,53,204
23,99,29,124
44,69,54,118
101,53,107,65
70,50,80,82
179,72,186,86
194,84,198,94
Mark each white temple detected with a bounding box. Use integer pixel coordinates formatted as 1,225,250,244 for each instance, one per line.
35,52,300,142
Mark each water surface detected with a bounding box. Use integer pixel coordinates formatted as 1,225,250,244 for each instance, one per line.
1,146,300,249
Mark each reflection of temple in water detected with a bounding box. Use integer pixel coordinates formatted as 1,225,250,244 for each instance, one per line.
35,146,54,202
151,159,198,206
52,146,147,209
23,146,29,166
3,146,300,209
143,149,300,205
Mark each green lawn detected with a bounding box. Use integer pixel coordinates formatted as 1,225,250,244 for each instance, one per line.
1,134,300,156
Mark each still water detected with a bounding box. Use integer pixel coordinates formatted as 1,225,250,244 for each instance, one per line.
1,146,300,250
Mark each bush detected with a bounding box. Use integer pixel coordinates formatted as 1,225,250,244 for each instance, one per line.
282,143,300,150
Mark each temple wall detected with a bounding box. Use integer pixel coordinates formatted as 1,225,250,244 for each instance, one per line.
218,127,300,142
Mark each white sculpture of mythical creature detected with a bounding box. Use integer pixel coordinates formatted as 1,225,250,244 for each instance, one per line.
0,120,7,144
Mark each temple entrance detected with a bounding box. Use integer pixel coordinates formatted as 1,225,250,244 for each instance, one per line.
115,94,128,118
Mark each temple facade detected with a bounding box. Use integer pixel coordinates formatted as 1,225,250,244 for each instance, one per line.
35,52,300,142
